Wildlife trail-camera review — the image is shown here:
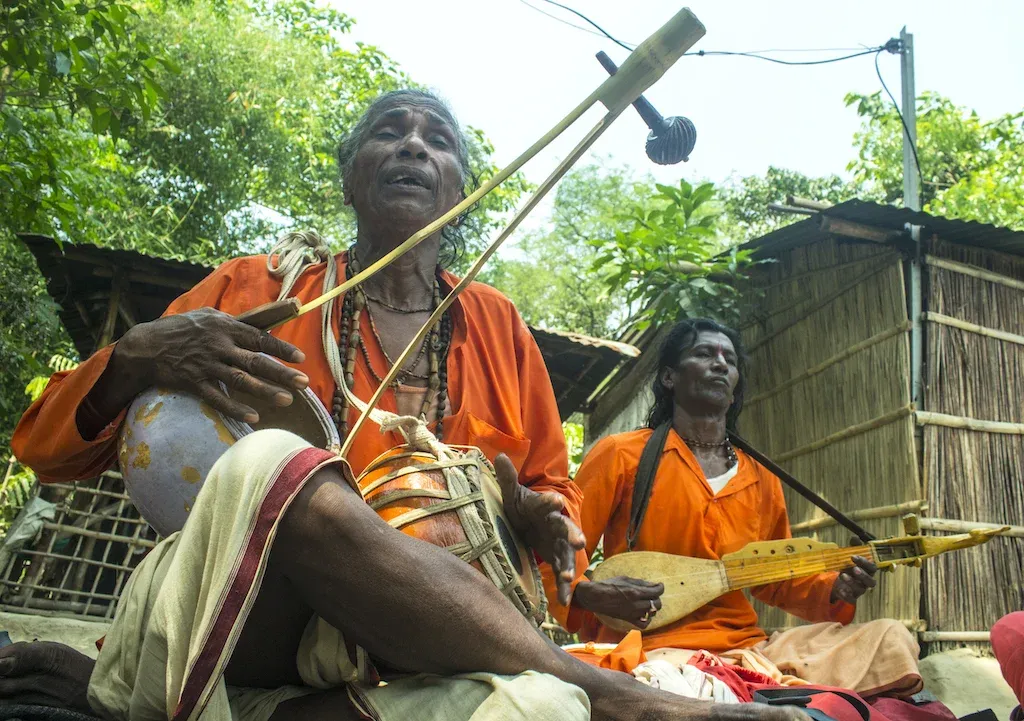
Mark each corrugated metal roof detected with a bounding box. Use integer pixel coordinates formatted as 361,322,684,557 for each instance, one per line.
742,199,1024,258
20,235,631,420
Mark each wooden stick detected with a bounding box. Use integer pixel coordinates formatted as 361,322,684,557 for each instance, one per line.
4,580,120,601
344,112,621,455
18,548,138,573
786,195,833,211
925,255,1024,292
774,405,914,463
924,311,1024,349
916,410,1024,435
49,483,130,501
0,601,111,618
790,500,928,532
747,322,912,406
919,518,1024,538
280,9,706,330
41,522,157,548
919,631,990,643
818,216,902,244
767,203,816,216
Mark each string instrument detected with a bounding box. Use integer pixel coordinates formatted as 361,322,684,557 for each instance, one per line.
591,514,1008,633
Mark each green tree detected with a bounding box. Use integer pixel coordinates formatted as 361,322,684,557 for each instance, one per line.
590,180,759,328
717,167,854,242
1,0,170,241
482,162,656,337
846,91,1024,228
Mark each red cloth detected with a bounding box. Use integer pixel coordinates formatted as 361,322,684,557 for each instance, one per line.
993,611,1024,706
869,698,957,721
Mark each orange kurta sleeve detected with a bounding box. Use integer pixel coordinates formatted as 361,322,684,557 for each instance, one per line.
11,259,255,483
750,477,856,625
508,314,591,606
543,434,628,632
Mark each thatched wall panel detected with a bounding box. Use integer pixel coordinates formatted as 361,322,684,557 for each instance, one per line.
923,241,1024,648
743,239,918,630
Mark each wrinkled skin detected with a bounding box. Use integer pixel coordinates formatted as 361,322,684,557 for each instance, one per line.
0,642,93,712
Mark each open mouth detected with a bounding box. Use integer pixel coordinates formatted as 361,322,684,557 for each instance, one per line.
383,168,432,190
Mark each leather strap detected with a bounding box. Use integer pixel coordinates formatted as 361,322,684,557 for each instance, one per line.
728,431,876,543
627,421,672,550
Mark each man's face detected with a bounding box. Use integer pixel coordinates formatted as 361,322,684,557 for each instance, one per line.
346,101,464,235
663,330,740,414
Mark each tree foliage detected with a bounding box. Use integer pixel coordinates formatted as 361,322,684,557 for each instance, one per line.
0,0,525,455
480,163,655,337
846,91,1024,229
589,180,760,329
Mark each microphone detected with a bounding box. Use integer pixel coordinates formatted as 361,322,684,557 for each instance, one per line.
596,51,696,165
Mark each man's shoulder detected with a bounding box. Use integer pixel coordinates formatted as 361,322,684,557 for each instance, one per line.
592,429,654,461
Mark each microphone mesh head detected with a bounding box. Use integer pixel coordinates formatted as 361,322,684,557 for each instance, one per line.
646,116,697,165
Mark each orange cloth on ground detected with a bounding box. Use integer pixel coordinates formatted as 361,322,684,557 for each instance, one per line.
12,254,586,560
565,631,649,673
544,427,854,655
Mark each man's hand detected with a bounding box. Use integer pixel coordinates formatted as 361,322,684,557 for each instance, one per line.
0,641,95,711
573,576,664,628
830,555,878,604
495,453,585,606
83,308,310,438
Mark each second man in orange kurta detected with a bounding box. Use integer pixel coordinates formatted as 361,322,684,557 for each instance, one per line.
547,318,924,700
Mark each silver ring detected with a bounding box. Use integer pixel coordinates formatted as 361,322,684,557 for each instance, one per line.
649,600,657,614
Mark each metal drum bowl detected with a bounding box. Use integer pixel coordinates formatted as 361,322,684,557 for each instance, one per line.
118,369,339,537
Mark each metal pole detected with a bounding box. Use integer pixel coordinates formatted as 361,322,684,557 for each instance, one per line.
900,27,924,408
900,28,920,212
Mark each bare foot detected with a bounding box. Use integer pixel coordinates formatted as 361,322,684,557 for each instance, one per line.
0,641,95,712
587,668,811,721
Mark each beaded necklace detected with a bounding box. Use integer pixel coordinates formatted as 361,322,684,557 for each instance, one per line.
331,248,451,441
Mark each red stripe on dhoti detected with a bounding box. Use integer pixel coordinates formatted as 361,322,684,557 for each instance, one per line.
173,446,340,721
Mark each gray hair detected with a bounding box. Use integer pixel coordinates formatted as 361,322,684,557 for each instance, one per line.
335,89,477,266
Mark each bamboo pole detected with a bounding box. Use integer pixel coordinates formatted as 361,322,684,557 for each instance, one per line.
787,195,833,211
18,548,137,573
790,500,928,532
919,631,990,643
747,322,912,406
916,411,1024,435
926,255,1024,293
924,312,1024,349
41,522,157,548
774,405,914,463
818,216,901,244
49,483,130,501
919,518,1024,538
767,203,816,216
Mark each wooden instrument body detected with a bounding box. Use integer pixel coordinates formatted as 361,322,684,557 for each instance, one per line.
357,444,545,623
589,524,1007,633
591,551,728,633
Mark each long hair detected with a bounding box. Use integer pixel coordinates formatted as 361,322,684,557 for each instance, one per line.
334,89,479,268
646,318,748,432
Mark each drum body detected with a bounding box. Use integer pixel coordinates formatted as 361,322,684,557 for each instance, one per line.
119,382,339,537
357,445,547,624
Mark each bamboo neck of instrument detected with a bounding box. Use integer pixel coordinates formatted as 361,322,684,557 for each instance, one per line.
723,545,876,590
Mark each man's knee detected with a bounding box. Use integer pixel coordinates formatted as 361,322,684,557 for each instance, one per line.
866,619,919,657
497,672,590,721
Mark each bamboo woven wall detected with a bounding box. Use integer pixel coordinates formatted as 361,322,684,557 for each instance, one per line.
922,239,1024,651
740,238,921,630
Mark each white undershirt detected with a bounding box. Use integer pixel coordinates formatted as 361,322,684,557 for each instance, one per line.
705,462,740,496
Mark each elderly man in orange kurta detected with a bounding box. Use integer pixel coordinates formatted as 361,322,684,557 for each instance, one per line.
547,318,923,701
2,91,816,721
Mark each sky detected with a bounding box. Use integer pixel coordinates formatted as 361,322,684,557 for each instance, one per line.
332,0,1023,222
